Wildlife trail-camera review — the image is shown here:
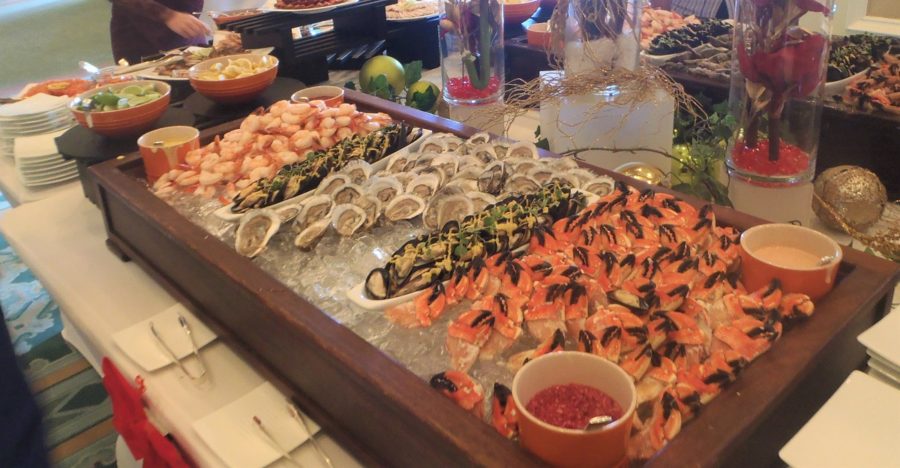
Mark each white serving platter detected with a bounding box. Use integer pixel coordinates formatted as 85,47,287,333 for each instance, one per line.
112,302,217,372
779,370,900,468
193,382,322,468
858,311,900,370
261,0,359,15
212,128,432,222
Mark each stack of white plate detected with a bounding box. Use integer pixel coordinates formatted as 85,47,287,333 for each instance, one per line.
12,128,77,188
858,311,900,387
0,137,12,159
0,93,74,139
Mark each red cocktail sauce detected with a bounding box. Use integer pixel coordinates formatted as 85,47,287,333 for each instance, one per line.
526,383,623,430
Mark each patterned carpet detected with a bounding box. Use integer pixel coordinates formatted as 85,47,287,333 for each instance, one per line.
0,192,118,467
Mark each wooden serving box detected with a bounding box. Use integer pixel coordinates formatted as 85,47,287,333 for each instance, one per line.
90,90,899,467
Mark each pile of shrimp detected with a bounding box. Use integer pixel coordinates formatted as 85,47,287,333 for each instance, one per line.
153,99,392,200
401,183,816,459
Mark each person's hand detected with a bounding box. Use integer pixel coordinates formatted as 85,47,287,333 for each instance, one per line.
164,11,210,39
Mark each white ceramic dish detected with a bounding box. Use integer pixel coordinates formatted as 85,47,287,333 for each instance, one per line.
134,47,275,81
18,172,78,188
112,303,216,372
779,371,900,468
261,0,358,14
193,382,321,468
213,128,431,222
13,129,68,159
15,154,67,166
868,359,900,387
640,50,681,65
868,350,900,375
346,188,599,310
387,12,441,22
823,70,867,98
858,311,900,369
0,94,70,118
17,160,76,177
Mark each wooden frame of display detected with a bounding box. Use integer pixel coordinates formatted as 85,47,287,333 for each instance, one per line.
89,90,900,467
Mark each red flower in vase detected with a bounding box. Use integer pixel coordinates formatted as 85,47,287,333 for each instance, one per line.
738,32,827,99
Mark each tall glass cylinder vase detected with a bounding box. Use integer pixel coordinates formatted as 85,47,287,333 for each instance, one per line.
727,0,833,186
440,0,505,105
562,0,640,76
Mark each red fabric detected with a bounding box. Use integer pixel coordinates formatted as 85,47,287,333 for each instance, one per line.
101,358,190,468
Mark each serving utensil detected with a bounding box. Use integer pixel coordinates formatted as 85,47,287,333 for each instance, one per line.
818,254,838,266
583,415,614,431
178,314,207,378
149,320,205,380
252,415,303,467
288,403,334,468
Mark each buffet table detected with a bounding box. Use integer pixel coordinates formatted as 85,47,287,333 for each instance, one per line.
0,155,77,206
0,184,361,468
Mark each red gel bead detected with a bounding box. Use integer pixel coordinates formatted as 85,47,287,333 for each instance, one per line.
732,139,811,177
525,383,623,430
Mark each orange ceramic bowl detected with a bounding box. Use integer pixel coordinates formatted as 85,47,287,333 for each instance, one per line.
739,224,843,301
527,23,552,49
291,85,345,107
512,352,636,468
68,80,171,138
189,54,279,104
504,0,540,24
137,126,200,183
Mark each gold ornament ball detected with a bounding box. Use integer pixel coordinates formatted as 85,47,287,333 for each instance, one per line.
812,165,887,231
615,162,666,186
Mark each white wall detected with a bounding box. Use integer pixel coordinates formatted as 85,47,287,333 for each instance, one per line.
832,0,900,37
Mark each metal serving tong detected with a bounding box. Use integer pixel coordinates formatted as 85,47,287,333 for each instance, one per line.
148,314,207,380
288,403,334,468
253,415,304,467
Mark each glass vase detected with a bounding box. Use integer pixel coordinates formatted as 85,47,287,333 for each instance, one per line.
440,0,505,105
727,0,833,186
562,0,640,76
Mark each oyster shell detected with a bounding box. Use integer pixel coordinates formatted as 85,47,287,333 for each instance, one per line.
355,194,383,228
340,159,373,185
385,194,426,221
508,157,540,174
443,136,465,152
315,173,351,197
467,132,491,146
507,141,540,160
468,191,497,212
552,156,580,171
445,178,478,192
419,137,448,154
568,168,597,185
332,183,363,205
493,143,510,159
423,186,467,230
430,154,460,177
386,152,414,173
548,172,581,188
413,152,437,168
235,209,281,258
293,218,330,251
471,144,498,164
477,160,508,195
410,166,446,187
331,203,367,236
527,165,556,185
293,194,334,232
583,176,616,197
407,173,441,198
506,174,541,194
437,195,475,229
453,164,483,181
274,203,301,223
366,177,404,204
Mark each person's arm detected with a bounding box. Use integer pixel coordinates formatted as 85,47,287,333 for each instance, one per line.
112,0,209,38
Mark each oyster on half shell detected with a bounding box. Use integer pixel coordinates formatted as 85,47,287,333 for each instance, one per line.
294,218,330,251
331,204,367,236
385,194,426,221
340,159,373,185
294,194,334,232
235,209,281,258
315,174,351,197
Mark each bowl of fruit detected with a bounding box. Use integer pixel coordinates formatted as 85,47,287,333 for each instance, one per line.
189,54,278,104
68,80,171,138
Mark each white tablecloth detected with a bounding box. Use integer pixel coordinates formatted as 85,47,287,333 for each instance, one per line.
0,185,360,468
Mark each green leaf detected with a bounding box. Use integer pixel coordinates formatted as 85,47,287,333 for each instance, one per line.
344,81,357,90
368,75,395,101
408,86,438,113
534,125,550,150
404,60,423,87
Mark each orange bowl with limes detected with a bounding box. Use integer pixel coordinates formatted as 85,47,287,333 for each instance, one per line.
189,54,278,104
68,80,171,138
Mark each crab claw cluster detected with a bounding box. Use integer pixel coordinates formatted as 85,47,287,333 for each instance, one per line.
424,182,816,460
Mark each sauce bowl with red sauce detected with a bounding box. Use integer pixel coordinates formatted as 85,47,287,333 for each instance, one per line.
290,85,345,107
512,352,636,467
